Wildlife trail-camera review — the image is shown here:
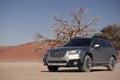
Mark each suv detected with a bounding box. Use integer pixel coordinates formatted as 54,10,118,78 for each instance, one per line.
43,38,117,72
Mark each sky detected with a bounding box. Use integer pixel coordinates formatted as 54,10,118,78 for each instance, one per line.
0,0,120,46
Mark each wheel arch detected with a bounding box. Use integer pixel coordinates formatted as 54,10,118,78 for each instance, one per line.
86,52,93,66
86,53,93,60
80,50,93,63
111,55,118,63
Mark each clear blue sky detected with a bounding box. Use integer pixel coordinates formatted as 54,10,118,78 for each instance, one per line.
0,0,120,46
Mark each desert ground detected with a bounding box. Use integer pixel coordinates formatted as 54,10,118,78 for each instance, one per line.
0,62,120,80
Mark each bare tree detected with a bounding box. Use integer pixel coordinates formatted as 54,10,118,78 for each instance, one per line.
34,8,98,52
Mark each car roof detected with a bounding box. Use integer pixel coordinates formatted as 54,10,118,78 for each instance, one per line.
71,37,109,42
73,37,107,40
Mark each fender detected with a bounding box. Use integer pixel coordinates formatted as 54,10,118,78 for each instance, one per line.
79,49,90,63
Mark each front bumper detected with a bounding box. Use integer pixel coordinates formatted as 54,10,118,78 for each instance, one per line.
43,50,81,67
43,59,80,67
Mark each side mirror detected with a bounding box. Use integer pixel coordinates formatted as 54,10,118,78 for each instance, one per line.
94,44,100,48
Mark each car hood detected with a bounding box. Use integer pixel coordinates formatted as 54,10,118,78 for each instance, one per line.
49,46,90,51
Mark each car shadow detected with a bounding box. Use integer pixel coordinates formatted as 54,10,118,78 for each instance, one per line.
41,68,109,73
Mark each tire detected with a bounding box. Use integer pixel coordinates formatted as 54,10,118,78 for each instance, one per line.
47,66,59,72
107,57,116,71
79,55,92,72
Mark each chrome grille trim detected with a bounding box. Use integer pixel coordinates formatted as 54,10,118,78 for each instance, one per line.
49,50,66,58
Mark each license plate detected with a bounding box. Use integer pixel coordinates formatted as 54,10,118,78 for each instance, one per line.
48,63,66,66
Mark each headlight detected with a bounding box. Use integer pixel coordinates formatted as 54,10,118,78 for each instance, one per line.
68,49,81,55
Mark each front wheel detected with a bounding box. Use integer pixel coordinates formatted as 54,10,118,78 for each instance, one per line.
79,55,92,72
107,57,116,71
47,66,59,72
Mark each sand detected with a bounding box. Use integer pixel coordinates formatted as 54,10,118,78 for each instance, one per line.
0,62,120,80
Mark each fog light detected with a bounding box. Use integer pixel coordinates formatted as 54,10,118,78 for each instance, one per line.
73,61,78,65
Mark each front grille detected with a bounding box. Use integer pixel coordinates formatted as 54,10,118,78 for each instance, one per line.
48,60,67,63
49,50,66,58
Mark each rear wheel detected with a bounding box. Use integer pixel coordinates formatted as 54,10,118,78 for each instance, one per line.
47,66,59,72
79,55,92,72
107,57,116,71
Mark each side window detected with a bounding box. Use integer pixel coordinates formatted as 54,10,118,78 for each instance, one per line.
105,40,113,48
99,39,107,47
91,39,107,48
91,39,99,47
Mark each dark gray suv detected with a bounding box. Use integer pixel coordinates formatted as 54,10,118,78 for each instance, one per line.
43,38,117,72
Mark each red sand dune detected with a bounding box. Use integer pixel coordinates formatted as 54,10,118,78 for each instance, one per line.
0,46,13,53
0,42,48,62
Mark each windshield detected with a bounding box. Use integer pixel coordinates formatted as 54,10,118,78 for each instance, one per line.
63,38,92,47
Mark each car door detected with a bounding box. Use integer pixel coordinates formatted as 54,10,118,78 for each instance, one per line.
104,40,115,63
91,39,107,63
